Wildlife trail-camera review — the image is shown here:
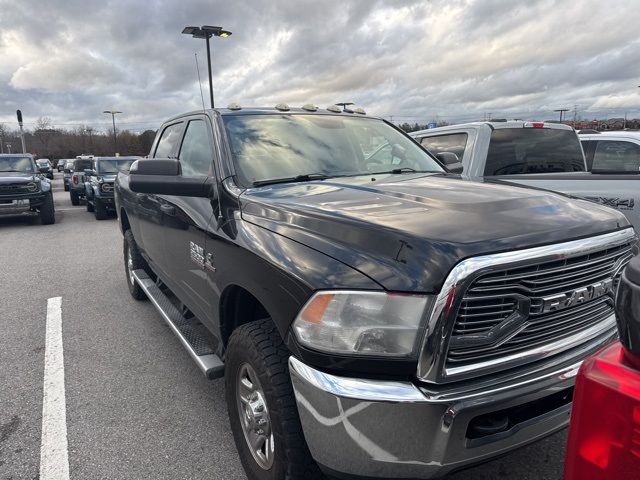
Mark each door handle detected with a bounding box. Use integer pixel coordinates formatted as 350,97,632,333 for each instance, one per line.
160,204,177,216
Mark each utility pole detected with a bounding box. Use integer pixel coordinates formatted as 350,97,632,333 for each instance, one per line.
103,110,122,155
554,108,569,123
624,112,628,130
573,105,578,124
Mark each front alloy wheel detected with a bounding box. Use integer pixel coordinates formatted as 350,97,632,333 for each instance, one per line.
225,319,321,480
236,363,274,470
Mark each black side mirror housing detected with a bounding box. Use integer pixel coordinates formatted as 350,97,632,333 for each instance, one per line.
129,158,215,198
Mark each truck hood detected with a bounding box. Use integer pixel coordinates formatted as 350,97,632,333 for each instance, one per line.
0,173,37,183
240,173,630,292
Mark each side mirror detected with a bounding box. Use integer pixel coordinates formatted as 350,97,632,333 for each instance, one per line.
391,143,407,161
435,152,463,174
129,158,215,198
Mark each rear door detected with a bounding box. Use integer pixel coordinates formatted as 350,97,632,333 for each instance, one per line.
158,116,216,323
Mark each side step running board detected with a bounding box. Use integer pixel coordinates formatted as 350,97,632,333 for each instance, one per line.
132,269,225,380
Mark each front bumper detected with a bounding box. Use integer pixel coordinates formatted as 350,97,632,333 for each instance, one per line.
0,193,47,215
289,348,605,479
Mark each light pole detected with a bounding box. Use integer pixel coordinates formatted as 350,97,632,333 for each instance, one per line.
182,25,232,109
16,110,26,153
103,110,122,155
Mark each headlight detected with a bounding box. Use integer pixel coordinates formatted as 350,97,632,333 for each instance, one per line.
101,182,114,193
292,291,431,357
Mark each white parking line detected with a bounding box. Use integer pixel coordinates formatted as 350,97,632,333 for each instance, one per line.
40,297,70,480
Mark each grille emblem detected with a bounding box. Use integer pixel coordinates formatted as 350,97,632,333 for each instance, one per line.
540,278,613,314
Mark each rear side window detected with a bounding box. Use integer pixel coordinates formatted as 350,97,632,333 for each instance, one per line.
178,120,213,176
484,128,585,176
420,133,468,160
73,160,93,171
591,140,640,173
154,123,183,158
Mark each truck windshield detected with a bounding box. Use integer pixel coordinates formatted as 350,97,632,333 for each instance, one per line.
97,159,134,174
485,128,586,175
0,156,35,173
74,160,93,171
223,114,444,186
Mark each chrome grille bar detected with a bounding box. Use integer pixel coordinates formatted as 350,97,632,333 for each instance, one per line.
416,228,637,383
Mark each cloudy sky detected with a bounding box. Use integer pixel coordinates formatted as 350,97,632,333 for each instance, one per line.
1,0,639,133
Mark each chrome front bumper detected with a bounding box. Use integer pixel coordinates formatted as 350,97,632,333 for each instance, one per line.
289,355,590,479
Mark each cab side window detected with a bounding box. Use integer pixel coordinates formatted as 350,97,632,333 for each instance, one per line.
420,134,468,159
178,120,214,176
592,140,640,172
581,140,597,170
154,123,184,158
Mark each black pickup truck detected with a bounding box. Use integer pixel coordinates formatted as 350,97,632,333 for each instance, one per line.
115,106,636,480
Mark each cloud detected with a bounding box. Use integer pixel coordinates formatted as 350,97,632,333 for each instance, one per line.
0,0,639,132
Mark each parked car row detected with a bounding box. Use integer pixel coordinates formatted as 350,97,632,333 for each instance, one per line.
113,105,638,480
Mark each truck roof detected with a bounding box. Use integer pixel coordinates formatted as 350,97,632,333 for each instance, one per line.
411,121,575,137
580,130,640,140
163,106,377,123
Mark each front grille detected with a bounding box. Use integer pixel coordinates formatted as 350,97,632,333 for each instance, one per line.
0,183,32,195
446,241,634,373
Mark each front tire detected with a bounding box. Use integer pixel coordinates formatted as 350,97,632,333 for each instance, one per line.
86,200,94,212
64,183,69,192
40,192,55,225
123,230,147,300
226,319,321,480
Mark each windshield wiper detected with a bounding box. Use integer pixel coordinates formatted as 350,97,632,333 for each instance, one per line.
252,173,331,187
371,167,440,175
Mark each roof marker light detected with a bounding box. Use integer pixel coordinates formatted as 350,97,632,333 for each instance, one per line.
275,103,290,111
354,108,366,115
301,104,318,112
326,105,341,113
227,103,242,110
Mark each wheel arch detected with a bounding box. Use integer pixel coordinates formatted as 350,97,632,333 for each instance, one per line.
119,207,131,234
219,284,273,348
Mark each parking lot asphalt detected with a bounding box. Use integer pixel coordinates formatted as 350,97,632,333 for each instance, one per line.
0,173,566,480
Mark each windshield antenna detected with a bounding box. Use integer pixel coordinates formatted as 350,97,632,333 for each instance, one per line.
194,53,206,112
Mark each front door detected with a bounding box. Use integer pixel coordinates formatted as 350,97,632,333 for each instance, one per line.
159,116,216,324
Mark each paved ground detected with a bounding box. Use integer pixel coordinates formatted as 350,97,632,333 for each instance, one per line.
0,173,566,480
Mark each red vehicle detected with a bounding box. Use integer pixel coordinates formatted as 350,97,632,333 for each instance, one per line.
565,254,640,479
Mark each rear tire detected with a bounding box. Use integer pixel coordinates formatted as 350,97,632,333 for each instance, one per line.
123,230,147,300
40,193,55,225
70,191,79,206
226,319,321,480
64,184,69,192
